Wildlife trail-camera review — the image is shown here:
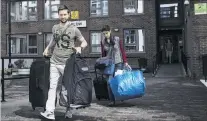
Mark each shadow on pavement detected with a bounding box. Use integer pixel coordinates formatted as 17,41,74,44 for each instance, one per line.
125,78,207,121
14,106,107,121
92,99,136,108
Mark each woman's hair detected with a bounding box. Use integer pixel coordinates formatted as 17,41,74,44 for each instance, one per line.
58,5,70,13
101,25,111,32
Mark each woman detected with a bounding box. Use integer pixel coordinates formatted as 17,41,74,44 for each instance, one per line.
100,25,129,106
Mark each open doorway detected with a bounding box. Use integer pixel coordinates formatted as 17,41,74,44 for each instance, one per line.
158,30,183,64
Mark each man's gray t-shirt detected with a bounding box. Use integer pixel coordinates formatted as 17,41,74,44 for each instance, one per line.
50,23,84,65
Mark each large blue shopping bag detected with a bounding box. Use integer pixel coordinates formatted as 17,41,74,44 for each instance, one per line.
109,70,146,100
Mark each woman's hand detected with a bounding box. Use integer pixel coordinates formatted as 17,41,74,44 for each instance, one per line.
124,63,132,70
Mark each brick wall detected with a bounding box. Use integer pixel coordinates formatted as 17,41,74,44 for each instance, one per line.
1,0,157,71
187,1,207,78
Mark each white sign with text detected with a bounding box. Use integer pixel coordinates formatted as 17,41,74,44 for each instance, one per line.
70,20,87,28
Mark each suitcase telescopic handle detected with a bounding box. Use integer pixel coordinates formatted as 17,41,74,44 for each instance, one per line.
94,65,104,80
36,78,39,88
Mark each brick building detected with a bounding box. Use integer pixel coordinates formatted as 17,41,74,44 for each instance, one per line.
1,0,206,78
185,0,207,78
1,0,156,70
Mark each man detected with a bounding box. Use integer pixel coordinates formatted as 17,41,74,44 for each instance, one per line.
101,25,130,106
165,39,173,64
40,5,87,120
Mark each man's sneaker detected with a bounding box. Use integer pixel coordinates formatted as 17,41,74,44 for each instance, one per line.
65,109,73,119
40,110,55,120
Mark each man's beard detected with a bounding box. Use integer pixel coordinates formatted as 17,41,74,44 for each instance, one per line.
60,19,68,23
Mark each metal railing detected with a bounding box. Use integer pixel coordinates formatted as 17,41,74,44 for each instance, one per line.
1,56,44,102
1,55,144,102
202,54,207,82
152,51,162,76
181,51,189,76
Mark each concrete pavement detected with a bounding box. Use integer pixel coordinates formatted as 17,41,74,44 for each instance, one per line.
1,75,207,121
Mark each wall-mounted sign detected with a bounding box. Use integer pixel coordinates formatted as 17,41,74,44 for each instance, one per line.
194,3,207,15
71,11,79,19
70,20,86,28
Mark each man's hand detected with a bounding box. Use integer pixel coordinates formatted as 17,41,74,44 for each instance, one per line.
72,47,82,54
43,47,49,56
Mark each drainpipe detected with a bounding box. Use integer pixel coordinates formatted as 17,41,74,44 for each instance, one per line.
8,0,13,72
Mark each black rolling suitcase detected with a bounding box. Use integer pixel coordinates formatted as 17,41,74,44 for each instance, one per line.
29,57,52,110
93,66,109,100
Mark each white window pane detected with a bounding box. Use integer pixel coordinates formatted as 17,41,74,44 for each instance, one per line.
102,0,108,15
91,9,101,16
45,0,60,19
91,33,101,44
20,1,28,20
90,0,108,16
91,32,101,53
160,3,178,7
51,0,60,5
137,0,144,13
51,12,59,19
11,1,37,21
124,0,136,13
28,1,37,7
124,7,136,13
9,35,27,54
138,30,144,52
92,47,101,53
51,5,58,12
44,1,50,19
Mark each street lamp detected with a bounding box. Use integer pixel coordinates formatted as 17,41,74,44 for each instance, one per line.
184,0,190,5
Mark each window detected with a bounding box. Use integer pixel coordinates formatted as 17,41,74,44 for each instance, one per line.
160,3,178,18
44,33,53,49
90,32,102,53
90,0,108,17
45,0,60,19
124,29,145,52
10,0,37,21
123,0,144,14
8,34,38,55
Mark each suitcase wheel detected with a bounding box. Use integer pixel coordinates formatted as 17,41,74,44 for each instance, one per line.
32,106,35,111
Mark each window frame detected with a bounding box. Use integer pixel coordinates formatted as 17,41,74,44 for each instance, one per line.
90,31,103,54
7,34,38,55
123,0,144,15
7,0,38,22
44,0,60,20
90,0,109,17
123,28,145,53
160,3,179,19
43,33,53,49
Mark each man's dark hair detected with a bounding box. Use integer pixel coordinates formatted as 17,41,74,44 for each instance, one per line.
58,5,70,13
101,25,111,32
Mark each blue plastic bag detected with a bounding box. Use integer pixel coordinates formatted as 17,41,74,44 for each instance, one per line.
109,70,146,100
